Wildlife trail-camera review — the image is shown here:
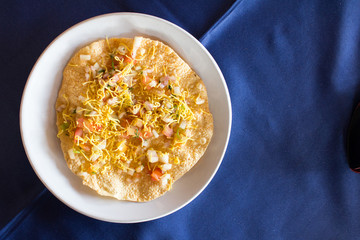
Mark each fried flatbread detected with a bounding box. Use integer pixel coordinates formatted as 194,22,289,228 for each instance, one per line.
56,37,213,201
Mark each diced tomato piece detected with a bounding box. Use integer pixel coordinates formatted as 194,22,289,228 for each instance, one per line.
76,118,85,128
120,118,131,128
121,133,131,139
80,143,91,152
151,168,163,181
88,122,102,131
118,55,133,64
162,125,173,138
141,129,153,139
74,127,83,143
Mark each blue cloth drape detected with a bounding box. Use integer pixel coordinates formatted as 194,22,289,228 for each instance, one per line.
2,0,360,239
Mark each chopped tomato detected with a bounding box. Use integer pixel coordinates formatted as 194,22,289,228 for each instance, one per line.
121,133,131,139
117,141,127,152
74,127,83,143
141,129,153,139
120,118,131,128
76,118,85,128
80,143,91,152
88,121,102,131
162,125,174,138
151,168,163,181
119,55,133,64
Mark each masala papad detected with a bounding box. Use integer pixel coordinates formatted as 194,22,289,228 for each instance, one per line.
56,36,213,201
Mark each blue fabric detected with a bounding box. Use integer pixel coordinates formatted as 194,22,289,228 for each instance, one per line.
2,0,360,239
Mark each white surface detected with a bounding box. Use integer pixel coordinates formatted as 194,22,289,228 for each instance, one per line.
20,13,232,223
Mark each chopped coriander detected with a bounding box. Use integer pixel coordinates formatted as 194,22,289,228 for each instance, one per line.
98,69,105,73
110,54,115,70
176,128,181,139
73,149,81,154
168,85,172,90
72,109,76,114
60,122,70,130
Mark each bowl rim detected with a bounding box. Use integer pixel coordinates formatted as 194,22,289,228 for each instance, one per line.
20,12,232,223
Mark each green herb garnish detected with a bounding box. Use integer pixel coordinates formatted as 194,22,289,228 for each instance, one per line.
60,122,70,130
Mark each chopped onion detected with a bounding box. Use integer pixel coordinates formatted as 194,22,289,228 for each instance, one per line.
85,73,90,80
162,115,172,123
78,172,89,177
143,69,153,74
160,153,169,163
140,48,145,55
160,76,169,85
128,104,141,114
118,112,126,119
185,129,192,137
149,80,157,88
142,140,149,147
112,74,120,83
56,104,65,112
93,62,100,70
165,102,172,109
78,95,87,102
88,111,97,116
131,36,143,58
152,129,159,138
107,97,118,105
127,126,136,136
68,149,75,160
98,140,107,150
135,66,141,70
196,97,205,105
160,163,172,172
160,174,171,187
133,118,143,128
162,125,174,137
179,121,187,129
147,150,158,163
123,75,133,84
90,154,100,162
144,101,153,111
118,45,127,54
127,168,135,176
80,54,91,61
173,86,181,95
136,165,144,172
76,106,83,114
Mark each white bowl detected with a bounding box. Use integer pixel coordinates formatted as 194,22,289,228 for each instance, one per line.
20,13,232,223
